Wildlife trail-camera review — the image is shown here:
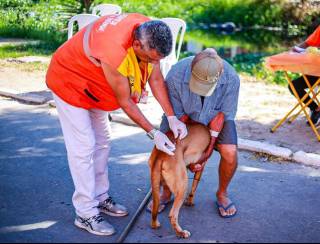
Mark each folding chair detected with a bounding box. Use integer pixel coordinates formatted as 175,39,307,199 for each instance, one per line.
92,4,122,16
271,72,320,139
67,14,99,40
160,18,186,78
265,51,320,141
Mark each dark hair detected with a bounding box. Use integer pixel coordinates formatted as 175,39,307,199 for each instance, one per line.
135,20,173,57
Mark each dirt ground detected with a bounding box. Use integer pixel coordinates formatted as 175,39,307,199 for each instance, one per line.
0,58,319,154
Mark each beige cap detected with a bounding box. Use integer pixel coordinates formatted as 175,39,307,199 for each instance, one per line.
189,51,223,96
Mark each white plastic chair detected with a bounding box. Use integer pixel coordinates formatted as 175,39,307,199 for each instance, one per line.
67,14,99,40
160,18,186,78
92,4,122,16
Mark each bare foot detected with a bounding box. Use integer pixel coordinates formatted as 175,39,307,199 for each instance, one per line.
216,193,237,218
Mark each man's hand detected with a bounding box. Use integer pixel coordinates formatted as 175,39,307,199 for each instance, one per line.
167,116,188,139
153,130,176,156
292,46,306,53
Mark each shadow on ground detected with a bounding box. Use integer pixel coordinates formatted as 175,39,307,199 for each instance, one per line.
0,102,320,243
0,104,153,243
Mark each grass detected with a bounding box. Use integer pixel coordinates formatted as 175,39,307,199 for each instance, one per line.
0,59,49,72
0,42,56,59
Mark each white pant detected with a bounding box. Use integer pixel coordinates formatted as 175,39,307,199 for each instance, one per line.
53,93,111,218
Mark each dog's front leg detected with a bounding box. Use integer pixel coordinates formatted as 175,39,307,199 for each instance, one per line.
185,170,204,206
150,160,161,229
166,165,191,238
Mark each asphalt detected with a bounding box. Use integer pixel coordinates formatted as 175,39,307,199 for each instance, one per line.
0,99,320,243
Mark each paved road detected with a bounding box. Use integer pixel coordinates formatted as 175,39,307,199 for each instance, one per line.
0,99,320,243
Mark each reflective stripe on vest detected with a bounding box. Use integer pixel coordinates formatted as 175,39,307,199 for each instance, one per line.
83,21,101,67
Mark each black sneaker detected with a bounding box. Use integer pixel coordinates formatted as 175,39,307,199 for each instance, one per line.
308,110,320,126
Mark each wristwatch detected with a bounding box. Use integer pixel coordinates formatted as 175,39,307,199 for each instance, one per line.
146,128,158,140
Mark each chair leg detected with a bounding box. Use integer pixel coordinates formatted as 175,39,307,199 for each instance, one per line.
271,72,320,142
303,75,320,106
185,170,204,207
285,73,320,141
289,78,320,123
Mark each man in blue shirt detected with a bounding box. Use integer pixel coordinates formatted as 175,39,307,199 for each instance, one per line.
160,48,240,218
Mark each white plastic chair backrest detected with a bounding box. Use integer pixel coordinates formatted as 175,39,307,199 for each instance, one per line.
68,14,99,40
92,4,122,16
160,18,186,77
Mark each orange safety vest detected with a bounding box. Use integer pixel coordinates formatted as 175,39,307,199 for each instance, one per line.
306,25,320,47
46,13,153,111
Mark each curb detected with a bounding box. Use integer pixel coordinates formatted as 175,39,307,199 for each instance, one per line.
238,138,293,160
109,113,320,168
0,89,49,105
292,151,320,168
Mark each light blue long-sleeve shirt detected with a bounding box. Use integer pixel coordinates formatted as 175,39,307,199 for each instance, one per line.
160,56,240,133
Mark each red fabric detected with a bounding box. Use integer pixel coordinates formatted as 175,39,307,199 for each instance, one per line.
265,51,320,77
306,25,320,47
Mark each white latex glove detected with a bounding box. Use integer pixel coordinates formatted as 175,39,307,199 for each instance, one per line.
154,130,176,156
167,116,188,139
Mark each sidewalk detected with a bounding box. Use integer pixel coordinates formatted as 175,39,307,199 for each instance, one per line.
0,58,319,167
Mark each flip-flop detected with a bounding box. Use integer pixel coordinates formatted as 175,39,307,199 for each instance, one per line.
216,201,237,218
146,198,173,213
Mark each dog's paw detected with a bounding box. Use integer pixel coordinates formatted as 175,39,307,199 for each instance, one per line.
176,230,191,239
151,220,161,229
184,198,195,207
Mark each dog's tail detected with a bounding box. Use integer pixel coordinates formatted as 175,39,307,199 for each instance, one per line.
149,147,162,225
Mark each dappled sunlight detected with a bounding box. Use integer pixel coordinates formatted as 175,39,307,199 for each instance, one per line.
307,171,320,177
238,165,273,173
110,129,143,140
0,146,64,159
26,125,58,131
0,137,15,143
41,136,64,143
17,147,49,153
109,152,150,165
0,220,57,234
9,120,33,124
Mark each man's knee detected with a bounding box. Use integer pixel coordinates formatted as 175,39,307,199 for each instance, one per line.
217,144,237,163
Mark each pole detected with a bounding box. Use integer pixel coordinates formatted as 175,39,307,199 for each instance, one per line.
116,188,152,243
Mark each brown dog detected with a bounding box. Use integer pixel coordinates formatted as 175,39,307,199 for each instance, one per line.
148,123,211,238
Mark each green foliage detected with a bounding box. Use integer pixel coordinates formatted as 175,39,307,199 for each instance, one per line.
0,0,317,86
0,0,317,46
0,0,68,45
93,0,207,22
0,42,57,58
93,0,318,34
228,54,300,85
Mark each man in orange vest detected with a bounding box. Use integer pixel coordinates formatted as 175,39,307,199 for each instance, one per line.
46,13,188,236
